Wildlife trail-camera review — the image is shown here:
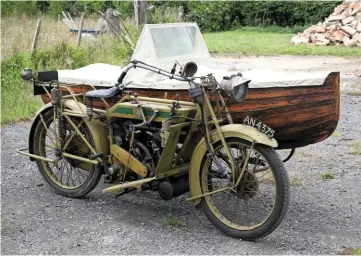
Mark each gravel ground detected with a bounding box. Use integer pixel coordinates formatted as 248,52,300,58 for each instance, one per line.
1,56,361,255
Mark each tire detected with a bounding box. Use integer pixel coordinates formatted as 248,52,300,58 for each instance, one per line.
199,137,289,240
33,108,102,198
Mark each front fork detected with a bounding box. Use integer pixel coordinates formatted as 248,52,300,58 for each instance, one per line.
201,88,255,190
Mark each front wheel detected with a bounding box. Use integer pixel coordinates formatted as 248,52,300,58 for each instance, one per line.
199,138,289,240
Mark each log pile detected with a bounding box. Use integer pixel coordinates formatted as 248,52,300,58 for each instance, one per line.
291,0,361,47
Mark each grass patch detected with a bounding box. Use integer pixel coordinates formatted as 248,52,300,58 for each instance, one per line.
164,218,186,228
332,131,341,137
341,247,361,255
353,248,361,255
1,39,129,124
346,91,361,96
2,14,359,124
225,25,308,34
351,143,361,155
321,171,335,180
204,29,361,57
290,176,302,186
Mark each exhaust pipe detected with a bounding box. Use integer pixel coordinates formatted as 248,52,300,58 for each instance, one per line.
158,175,189,200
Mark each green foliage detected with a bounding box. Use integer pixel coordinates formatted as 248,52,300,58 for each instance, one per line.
164,218,186,228
203,29,361,57
1,1,133,18
48,0,133,18
346,91,361,96
1,54,43,124
148,5,178,24
186,1,342,31
351,248,361,255
186,2,237,31
1,1,39,17
291,176,302,186
2,1,342,31
113,1,133,18
351,143,361,155
320,171,334,180
48,1,64,17
1,40,128,124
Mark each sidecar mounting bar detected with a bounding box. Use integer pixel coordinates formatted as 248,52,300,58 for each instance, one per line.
17,148,58,163
117,60,192,86
17,148,99,165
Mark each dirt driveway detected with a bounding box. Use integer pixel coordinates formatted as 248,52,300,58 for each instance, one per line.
1,56,361,255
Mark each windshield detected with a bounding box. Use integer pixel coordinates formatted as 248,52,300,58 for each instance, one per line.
131,23,212,67
150,26,197,58
125,23,217,89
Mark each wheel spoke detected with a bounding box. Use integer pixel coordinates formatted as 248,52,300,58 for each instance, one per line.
37,114,95,190
202,140,278,230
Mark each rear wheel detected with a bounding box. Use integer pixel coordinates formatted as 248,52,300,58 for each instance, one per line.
199,138,289,240
33,108,102,198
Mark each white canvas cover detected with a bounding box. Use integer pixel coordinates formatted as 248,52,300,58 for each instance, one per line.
57,23,331,89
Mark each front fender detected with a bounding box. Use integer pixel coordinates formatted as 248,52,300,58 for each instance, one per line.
188,124,277,205
28,103,54,160
28,100,109,161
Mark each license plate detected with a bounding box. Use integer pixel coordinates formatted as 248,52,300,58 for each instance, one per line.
242,116,275,138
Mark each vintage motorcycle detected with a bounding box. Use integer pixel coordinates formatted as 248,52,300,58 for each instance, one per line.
19,60,289,240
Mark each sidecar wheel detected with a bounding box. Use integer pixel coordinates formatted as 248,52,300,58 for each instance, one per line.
199,138,289,240
33,109,102,198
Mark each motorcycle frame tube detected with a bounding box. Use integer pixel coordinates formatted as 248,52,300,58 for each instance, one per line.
201,87,237,184
17,148,59,163
62,99,109,155
155,121,192,178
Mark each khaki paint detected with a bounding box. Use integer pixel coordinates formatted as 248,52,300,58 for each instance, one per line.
110,145,148,178
188,124,278,205
62,100,109,156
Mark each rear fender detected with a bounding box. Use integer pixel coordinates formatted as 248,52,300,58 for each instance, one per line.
28,100,109,161
188,124,277,205
62,100,109,158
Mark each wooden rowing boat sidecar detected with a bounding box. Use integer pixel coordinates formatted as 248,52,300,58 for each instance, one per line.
37,70,339,150
34,23,340,150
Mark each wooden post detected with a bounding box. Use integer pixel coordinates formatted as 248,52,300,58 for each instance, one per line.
62,11,76,29
138,0,148,25
31,19,41,56
178,6,184,22
104,8,120,36
67,12,77,29
77,13,84,47
100,10,135,49
134,0,139,30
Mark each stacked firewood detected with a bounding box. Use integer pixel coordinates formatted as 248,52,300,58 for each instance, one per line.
291,0,361,47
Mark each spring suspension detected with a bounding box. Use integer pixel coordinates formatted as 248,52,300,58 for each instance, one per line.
57,115,66,142
85,97,93,117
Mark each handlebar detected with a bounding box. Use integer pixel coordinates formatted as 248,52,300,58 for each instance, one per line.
117,71,128,84
116,60,193,87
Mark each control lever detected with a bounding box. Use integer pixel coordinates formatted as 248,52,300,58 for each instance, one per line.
170,63,177,75
170,94,181,117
